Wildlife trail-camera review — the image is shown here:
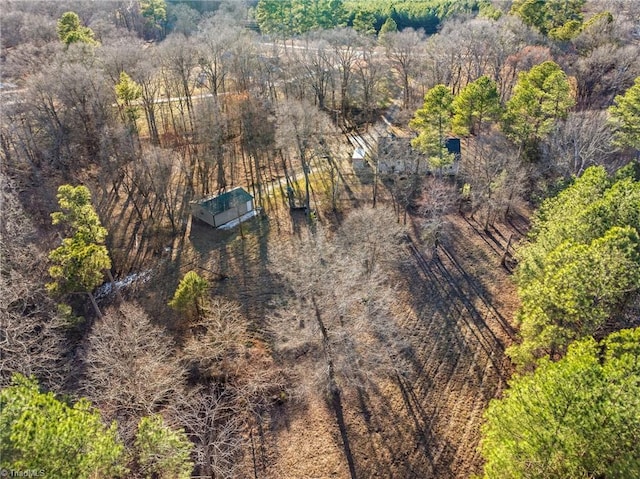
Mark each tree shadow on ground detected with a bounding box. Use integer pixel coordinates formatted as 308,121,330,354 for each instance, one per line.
186,214,285,327
388,216,519,477
335,375,456,479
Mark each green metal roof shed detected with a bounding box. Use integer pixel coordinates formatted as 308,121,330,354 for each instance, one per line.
190,187,254,228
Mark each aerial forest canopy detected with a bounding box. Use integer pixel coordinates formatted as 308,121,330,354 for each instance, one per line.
609,76,640,151
0,374,193,478
0,374,126,478
511,164,640,367
502,60,575,159
3,0,640,478
481,327,640,479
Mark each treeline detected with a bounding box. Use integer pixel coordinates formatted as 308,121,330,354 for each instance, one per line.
405,58,637,229
345,0,488,34
255,0,488,36
0,0,245,46
1,374,192,478
511,164,640,367
477,78,640,476
479,164,640,478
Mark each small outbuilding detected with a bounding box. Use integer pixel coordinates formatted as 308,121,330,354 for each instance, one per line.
191,187,254,228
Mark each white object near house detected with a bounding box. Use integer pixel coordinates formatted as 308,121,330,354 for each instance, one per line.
352,147,367,168
190,187,255,228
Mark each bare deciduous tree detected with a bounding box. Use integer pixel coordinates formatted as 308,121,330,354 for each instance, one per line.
290,35,334,110
270,207,409,398
382,28,425,108
429,16,531,98
416,177,457,253
83,303,187,441
173,293,286,478
118,144,190,235
182,298,249,381
197,8,255,96
353,35,388,121
227,29,260,95
325,28,363,117
382,173,421,224
133,53,163,145
544,110,615,176
422,25,467,95
461,132,527,229
276,99,335,211
0,176,67,390
238,95,276,206
196,18,239,97
572,43,640,109
193,97,229,195
159,34,199,137
98,37,147,85
336,206,407,276
171,387,246,479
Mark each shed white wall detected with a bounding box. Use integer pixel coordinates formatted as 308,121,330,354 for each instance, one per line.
192,205,217,227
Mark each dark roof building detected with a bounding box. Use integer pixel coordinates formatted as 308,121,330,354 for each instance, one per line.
191,187,254,228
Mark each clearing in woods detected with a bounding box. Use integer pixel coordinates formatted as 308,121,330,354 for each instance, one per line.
261,214,521,478
178,195,524,478
112,116,525,477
